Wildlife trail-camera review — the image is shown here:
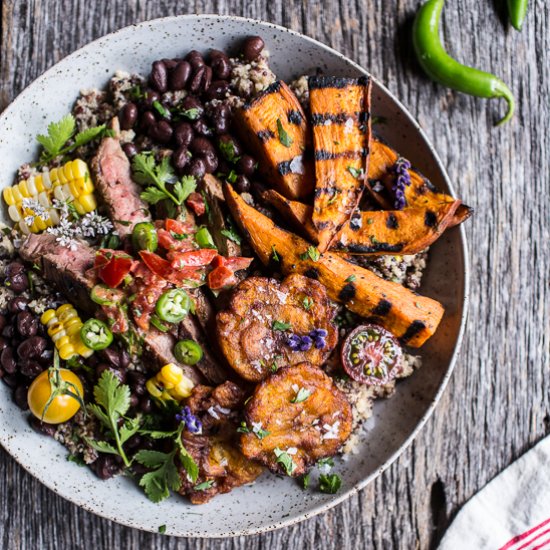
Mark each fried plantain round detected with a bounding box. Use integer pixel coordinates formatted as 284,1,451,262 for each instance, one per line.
216,274,338,382
240,362,352,477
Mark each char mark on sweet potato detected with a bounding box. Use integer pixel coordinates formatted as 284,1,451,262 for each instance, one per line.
308,75,372,252
237,80,314,200
91,119,151,237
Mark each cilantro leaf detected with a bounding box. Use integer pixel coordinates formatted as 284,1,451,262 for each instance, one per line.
84,438,119,455
345,275,356,283
37,114,75,158
274,448,297,476
291,387,311,404
93,369,131,418
140,187,168,205
301,473,311,489
72,124,107,149
193,480,215,491
173,175,197,204
347,166,363,179
135,449,181,503
272,320,292,331
319,473,342,494
302,297,313,310
300,246,320,262
219,139,239,163
132,152,183,206
271,245,280,262
220,218,242,245
276,118,293,147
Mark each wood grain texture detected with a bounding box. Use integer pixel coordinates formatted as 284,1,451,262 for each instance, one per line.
0,0,548,548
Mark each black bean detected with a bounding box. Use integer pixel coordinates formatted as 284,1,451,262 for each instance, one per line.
150,60,168,93
190,136,216,157
0,315,6,333
188,66,205,94
173,146,191,174
5,262,24,278
169,60,191,90
30,417,57,437
119,348,130,369
186,50,205,70
237,154,257,176
205,80,230,101
37,348,53,366
2,325,14,339
8,296,28,313
128,371,146,388
3,374,18,388
140,110,156,130
234,175,251,193
129,394,139,409
212,115,229,135
96,363,126,383
143,90,161,108
122,143,138,158
180,95,203,114
17,336,47,360
201,66,213,92
0,336,8,353
202,151,219,174
99,348,121,368
93,455,119,480
148,120,173,144
119,102,138,130
174,121,194,147
6,272,28,294
139,396,153,414
1,347,16,373
192,118,212,137
216,159,231,175
16,311,38,338
209,49,227,61
125,434,142,450
19,359,43,378
210,55,231,80
161,58,179,70
13,385,29,410
218,134,242,160
185,158,206,180
242,36,265,61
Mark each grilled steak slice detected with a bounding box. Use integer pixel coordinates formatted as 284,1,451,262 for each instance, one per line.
19,233,96,312
91,122,151,237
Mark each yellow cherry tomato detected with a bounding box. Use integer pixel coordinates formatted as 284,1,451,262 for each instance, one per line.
27,369,84,424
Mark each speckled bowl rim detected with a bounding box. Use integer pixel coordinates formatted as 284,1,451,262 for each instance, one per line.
0,14,469,537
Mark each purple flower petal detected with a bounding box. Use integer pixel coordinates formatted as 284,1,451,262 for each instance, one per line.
299,335,313,351
314,337,326,349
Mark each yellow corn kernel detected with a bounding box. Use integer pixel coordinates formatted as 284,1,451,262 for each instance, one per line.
71,159,88,179
18,221,30,235
40,310,57,325
56,304,74,316
173,377,194,400
63,162,74,181
18,180,30,198
8,205,21,222
77,194,96,212
73,340,93,358
3,188,15,206
33,217,47,231
65,322,83,338
11,186,23,203
161,390,175,402
57,167,68,185
56,335,70,349
41,171,51,189
57,308,78,323
146,379,163,399
58,343,76,360
160,363,184,387
73,200,86,216
34,174,45,193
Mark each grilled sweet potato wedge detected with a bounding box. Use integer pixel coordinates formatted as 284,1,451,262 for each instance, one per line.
309,76,372,252
178,382,264,504
367,139,472,227
216,274,338,382
240,362,352,477
237,81,314,200
224,183,444,347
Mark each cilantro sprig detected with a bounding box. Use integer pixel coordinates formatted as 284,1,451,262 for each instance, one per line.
36,114,108,164
300,246,320,262
85,370,141,467
132,152,196,206
274,448,297,476
276,119,293,147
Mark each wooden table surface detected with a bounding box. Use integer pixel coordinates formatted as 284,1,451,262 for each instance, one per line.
0,1,548,548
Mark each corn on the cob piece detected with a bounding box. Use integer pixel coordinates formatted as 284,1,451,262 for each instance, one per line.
146,363,195,403
40,304,93,360
3,159,97,234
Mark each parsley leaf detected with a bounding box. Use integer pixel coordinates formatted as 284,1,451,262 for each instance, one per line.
319,473,342,494
302,297,314,311
291,387,311,404
276,118,293,147
345,275,356,283
193,480,215,491
272,320,292,331
300,246,320,262
274,448,297,476
37,114,75,159
347,166,363,179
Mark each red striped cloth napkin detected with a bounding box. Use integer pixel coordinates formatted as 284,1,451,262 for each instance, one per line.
439,436,550,550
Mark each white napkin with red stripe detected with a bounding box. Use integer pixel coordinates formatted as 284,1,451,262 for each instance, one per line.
439,435,550,550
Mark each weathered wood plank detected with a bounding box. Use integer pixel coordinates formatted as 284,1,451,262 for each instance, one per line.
0,0,548,549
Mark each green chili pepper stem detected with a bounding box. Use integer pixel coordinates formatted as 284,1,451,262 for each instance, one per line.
413,0,515,125
507,0,528,31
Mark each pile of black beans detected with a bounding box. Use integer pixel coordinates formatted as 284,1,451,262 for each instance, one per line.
119,36,265,194
0,261,52,411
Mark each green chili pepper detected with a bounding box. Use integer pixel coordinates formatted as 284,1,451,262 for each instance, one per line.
132,222,158,253
195,227,217,249
507,0,528,31
155,289,191,323
80,319,113,350
90,284,118,306
150,314,171,333
174,339,203,365
413,0,515,125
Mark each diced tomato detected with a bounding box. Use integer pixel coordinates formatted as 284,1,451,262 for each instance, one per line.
139,250,206,288
185,192,206,216
158,228,195,252
223,256,254,272
131,276,168,331
95,250,134,288
139,251,172,279
208,265,238,290
170,249,218,269
165,218,195,235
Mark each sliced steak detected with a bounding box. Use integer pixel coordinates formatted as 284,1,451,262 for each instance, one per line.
91,121,151,237
19,233,96,312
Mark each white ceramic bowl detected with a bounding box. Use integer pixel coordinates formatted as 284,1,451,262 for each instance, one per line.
0,15,469,537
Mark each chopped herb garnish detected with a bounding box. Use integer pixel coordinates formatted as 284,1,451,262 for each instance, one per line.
236,421,251,434
347,166,363,179
291,387,311,404
276,118,293,147
371,115,388,125
319,473,342,494
220,219,242,245
193,480,215,491
272,320,292,331
302,297,314,311
317,457,335,468
219,140,240,163
367,218,374,225
158,525,167,534
301,473,311,489
300,246,320,262
226,169,238,183
67,454,86,466
152,100,170,119
345,275,356,283
274,448,297,476
271,245,280,262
